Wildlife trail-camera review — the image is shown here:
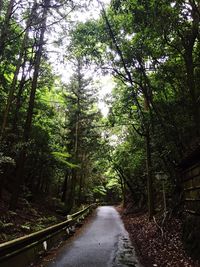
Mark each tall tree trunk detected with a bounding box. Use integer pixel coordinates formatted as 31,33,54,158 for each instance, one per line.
78,172,83,205
9,0,50,209
183,2,200,136
114,165,135,197
146,129,154,219
12,63,28,133
0,0,15,60
118,172,125,206
65,168,77,212
61,171,69,202
65,60,82,211
65,119,79,212
1,44,25,136
78,154,86,205
184,50,199,136
1,0,37,137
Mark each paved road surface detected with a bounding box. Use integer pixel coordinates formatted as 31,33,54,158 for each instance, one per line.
48,206,142,267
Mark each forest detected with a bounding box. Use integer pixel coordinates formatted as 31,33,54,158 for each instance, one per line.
0,0,199,265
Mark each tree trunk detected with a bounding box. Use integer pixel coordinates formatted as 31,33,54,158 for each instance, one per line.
23,0,49,142
65,61,83,211
9,0,50,209
13,49,35,133
146,129,154,219
1,38,27,136
184,51,199,136
65,169,77,213
78,172,83,205
12,64,28,133
114,166,135,197
1,0,37,136
61,171,69,202
118,173,125,207
183,2,200,135
0,0,15,60
9,150,26,209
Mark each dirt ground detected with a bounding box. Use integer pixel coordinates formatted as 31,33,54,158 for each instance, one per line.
118,207,200,267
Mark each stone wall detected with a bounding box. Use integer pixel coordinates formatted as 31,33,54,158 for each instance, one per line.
180,145,200,260
183,161,200,215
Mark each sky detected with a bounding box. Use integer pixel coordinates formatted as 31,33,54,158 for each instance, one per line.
96,75,114,116
47,0,114,116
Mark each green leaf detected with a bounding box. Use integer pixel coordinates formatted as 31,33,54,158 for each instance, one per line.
52,152,79,169
52,152,71,158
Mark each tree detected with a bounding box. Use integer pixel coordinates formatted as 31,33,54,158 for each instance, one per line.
68,0,199,217
61,57,102,211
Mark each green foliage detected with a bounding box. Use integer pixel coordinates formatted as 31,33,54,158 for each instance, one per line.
52,152,71,158
66,0,199,214
52,152,79,169
0,153,15,166
106,178,119,189
0,0,199,228
93,185,107,196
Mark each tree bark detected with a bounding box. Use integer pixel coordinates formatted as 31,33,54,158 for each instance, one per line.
78,172,83,205
146,129,154,219
184,50,199,136
61,171,69,202
9,0,50,209
0,0,15,60
1,0,37,137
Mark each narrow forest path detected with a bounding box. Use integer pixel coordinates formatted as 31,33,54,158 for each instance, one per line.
46,206,142,267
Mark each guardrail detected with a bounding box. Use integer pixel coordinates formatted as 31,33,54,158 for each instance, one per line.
0,204,95,267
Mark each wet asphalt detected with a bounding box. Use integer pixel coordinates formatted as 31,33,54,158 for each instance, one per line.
47,206,142,267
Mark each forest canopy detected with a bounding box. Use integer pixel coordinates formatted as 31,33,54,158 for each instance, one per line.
0,0,199,222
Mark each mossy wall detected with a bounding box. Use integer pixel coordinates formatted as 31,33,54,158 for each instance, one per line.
183,162,200,214
182,159,200,260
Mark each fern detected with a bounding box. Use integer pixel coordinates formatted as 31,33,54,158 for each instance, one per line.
52,151,79,169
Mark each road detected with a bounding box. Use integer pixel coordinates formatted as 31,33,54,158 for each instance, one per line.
47,206,142,267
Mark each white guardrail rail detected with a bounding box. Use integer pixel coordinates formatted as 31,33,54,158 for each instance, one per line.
0,204,96,267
